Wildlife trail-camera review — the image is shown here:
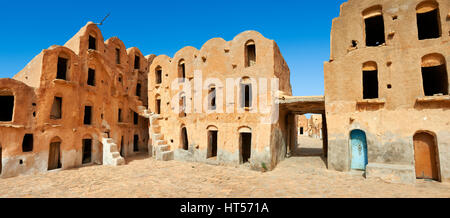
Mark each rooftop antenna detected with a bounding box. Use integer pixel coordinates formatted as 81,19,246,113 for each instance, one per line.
96,13,111,26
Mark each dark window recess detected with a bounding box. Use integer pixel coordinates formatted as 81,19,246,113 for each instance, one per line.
118,109,122,122
57,57,68,80
116,48,121,64
156,68,162,84
179,63,186,81
0,146,2,175
82,139,92,164
87,68,95,86
84,106,92,125
422,65,449,96
241,84,252,108
246,44,256,67
207,131,218,158
240,133,252,163
365,15,386,46
300,127,304,135
0,95,14,121
133,135,139,152
134,56,140,70
209,88,216,110
22,134,33,152
156,99,161,114
50,97,62,120
136,83,141,97
134,112,138,125
89,35,97,50
363,70,379,99
417,9,441,40
182,127,189,150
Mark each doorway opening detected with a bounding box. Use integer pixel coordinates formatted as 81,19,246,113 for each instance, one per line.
240,132,252,163
87,68,95,86
295,114,326,158
414,131,440,181
50,97,62,120
133,135,139,152
82,138,92,164
181,127,189,150
57,57,68,80
84,106,92,125
120,136,124,156
22,134,33,152
207,130,218,159
48,138,62,170
350,129,368,171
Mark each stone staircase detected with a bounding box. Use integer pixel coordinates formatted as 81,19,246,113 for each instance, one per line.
150,114,174,161
129,96,151,118
101,133,125,166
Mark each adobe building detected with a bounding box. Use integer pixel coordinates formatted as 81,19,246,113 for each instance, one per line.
324,0,450,183
297,115,323,139
147,31,292,171
0,22,152,178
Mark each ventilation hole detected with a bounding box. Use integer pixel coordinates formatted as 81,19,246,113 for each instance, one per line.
387,84,392,89
19,160,23,165
387,61,392,67
392,15,398,20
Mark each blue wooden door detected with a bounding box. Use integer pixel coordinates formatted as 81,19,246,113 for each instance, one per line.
350,130,368,170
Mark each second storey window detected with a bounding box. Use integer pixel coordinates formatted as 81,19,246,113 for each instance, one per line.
134,55,140,70
50,97,62,120
421,53,448,96
363,6,385,47
155,66,162,85
87,68,95,86
57,57,68,80
89,35,97,50
416,1,441,40
362,61,379,99
245,40,256,67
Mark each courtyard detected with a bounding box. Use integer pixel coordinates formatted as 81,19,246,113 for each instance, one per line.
0,137,448,198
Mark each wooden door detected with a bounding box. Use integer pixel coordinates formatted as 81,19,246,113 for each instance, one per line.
414,132,439,180
48,142,61,170
350,130,368,170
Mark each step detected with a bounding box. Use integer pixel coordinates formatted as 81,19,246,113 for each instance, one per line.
114,157,125,166
152,125,161,132
110,144,118,153
158,145,170,152
106,138,114,144
156,140,167,145
137,106,146,111
153,133,163,140
156,151,174,161
112,152,120,158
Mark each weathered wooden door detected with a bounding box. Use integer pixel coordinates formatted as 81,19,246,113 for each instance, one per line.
350,130,368,170
48,142,61,170
414,132,439,180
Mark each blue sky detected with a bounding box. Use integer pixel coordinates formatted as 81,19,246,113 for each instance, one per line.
0,0,346,96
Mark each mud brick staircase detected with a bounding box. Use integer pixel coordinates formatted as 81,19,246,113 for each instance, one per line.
150,114,174,161
101,133,125,166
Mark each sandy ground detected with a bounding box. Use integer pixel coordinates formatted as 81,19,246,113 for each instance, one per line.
0,136,449,198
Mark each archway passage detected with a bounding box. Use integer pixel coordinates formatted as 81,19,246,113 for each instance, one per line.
181,127,189,150
48,141,62,170
240,133,252,163
207,130,218,159
350,130,368,171
414,132,439,181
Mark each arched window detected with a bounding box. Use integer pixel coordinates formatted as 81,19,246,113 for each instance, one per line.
88,34,97,50
178,59,186,82
245,40,256,67
362,61,379,99
421,53,448,96
208,85,216,111
155,95,161,114
0,90,14,122
240,77,253,108
155,66,162,85
416,1,441,40
56,53,70,80
363,5,385,47
179,92,186,117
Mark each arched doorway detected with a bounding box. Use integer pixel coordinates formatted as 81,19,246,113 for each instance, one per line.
181,126,189,150
238,127,252,164
414,132,440,181
350,130,368,171
48,137,62,170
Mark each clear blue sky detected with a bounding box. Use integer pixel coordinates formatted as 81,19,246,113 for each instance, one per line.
0,0,346,96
